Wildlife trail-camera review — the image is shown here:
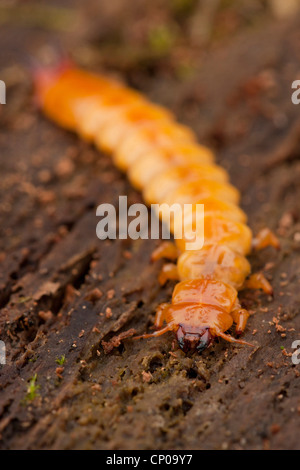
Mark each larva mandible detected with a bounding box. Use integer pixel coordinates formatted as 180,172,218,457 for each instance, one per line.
35,64,280,353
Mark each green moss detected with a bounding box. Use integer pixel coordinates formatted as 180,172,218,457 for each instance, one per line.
171,0,197,16
148,25,176,56
17,296,31,303
24,373,40,402
55,355,66,366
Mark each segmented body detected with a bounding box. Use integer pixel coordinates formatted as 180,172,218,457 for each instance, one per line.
35,65,279,352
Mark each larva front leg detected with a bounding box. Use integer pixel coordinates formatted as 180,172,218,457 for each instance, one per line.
230,301,250,336
153,303,170,329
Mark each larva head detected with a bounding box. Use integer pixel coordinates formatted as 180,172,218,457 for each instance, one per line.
176,324,213,353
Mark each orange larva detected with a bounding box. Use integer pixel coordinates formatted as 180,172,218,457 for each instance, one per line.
35,64,280,353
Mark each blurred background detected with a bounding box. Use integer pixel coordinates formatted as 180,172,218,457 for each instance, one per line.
1,0,300,89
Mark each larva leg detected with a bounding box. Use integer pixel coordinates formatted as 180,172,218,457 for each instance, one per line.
151,241,179,261
154,303,169,328
231,304,250,336
158,263,179,285
252,228,280,251
216,330,254,347
243,272,273,295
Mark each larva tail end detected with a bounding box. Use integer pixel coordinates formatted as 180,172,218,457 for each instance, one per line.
32,58,72,107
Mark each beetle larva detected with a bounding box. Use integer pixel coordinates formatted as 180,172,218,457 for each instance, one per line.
35,65,280,353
